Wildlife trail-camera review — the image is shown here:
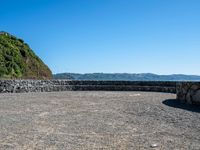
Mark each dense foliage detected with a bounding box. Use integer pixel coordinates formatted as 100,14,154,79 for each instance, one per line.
0,32,52,79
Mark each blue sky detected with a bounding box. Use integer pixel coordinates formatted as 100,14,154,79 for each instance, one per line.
0,0,200,75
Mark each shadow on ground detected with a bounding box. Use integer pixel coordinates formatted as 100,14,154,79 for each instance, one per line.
163,99,200,113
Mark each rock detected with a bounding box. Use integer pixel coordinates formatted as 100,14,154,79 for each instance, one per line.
150,143,158,148
177,82,200,105
186,92,192,104
192,90,200,104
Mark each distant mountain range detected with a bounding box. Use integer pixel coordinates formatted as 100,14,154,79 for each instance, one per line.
53,73,200,81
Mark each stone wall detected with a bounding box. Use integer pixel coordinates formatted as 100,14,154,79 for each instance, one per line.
176,82,200,105
0,80,176,93
1,80,200,105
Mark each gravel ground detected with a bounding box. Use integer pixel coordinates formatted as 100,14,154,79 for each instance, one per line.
0,91,200,150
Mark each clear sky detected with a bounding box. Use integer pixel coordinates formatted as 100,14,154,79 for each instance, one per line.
0,0,200,75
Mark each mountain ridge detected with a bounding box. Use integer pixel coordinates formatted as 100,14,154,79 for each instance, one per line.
53,73,200,81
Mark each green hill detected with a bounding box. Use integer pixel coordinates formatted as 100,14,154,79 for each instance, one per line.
0,31,52,79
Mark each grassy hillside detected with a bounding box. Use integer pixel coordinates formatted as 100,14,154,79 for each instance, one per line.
0,32,52,79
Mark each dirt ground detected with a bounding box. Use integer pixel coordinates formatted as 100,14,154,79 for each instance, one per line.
0,91,200,150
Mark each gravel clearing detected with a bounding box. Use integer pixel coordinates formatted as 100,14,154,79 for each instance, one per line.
0,91,200,150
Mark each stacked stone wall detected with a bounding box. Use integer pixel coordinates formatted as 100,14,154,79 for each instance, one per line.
1,80,200,105
0,80,176,93
176,82,200,105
